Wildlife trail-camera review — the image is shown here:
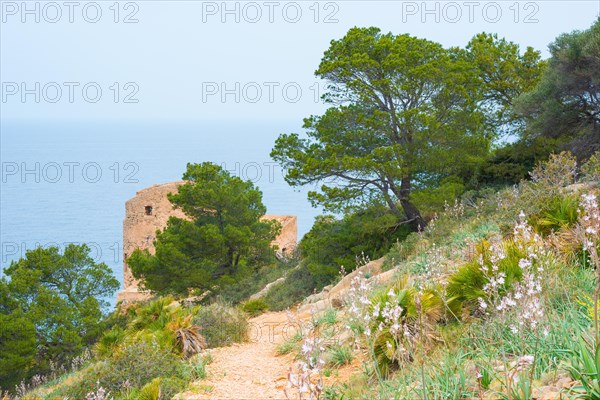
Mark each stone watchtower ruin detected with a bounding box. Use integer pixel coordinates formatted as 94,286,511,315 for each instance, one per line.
116,181,297,303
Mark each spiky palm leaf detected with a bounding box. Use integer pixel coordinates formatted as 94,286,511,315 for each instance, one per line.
529,194,579,236
137,378,161,400
96,326,126,358
367,275,444,377
446,239,526,316
130,296,177,332
176,325,207,359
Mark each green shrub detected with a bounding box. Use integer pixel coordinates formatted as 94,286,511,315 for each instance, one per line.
124,297,187,354
241,298,269,317
480,153,586,232
193,302,248,347
60,339,184,398
263,262,324,311
129,296,178,332
477,137,561,186
100,296,208,360
181,354,212,380
158,376,189,399
445,260,488,312
529,151,577,190
34,297,216,399
301,205,411,282
136,378,160,400
383,233,424,271
123,376,187,400
101,340,182,393
581,151,600,182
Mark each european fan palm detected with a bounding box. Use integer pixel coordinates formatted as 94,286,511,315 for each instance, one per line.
96,297,206,359
168,314,207,359
446,239,525,316
368,276,444,377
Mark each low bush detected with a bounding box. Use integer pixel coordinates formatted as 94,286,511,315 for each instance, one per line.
96,296,207,360
347,273,444,377
60,340,185,399
580,151,600,182
529,151,578,190
241,298,269,317
263,262,323,311
193,302,248,348
315,307,338,327
96,325,126,358
181,353,212,381
212,262,294,305
383,233,425,271
38,296,219,399
301,205,411,282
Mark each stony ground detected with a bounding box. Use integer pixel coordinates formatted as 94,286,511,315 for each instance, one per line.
179,311,298,399
177,258,384,400
173,254,577,400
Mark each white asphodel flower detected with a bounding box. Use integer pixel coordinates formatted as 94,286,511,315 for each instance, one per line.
478,298,487,310
517,355,534,366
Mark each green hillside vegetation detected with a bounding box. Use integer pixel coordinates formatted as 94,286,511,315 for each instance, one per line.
313,153,598,399
10,297,244,399
1,18,599,400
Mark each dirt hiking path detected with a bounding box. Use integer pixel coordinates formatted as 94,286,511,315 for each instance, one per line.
178,259,385,400
180,311,302,400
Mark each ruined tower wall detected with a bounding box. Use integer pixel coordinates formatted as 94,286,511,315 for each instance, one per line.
116,181,297,303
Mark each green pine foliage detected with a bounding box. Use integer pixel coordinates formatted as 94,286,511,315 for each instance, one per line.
128,162,281,297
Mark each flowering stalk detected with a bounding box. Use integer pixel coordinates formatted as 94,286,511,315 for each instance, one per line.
475,213,549,395
578,193,600,342
85,381,111,400
285,335,325,400
477,213,547,336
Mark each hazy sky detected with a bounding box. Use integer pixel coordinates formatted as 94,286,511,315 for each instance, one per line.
1,0,599,121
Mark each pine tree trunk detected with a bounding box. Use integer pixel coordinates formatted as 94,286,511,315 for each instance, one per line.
399,176,426,231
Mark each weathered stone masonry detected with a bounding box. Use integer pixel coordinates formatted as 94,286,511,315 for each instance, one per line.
116,181,297,303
